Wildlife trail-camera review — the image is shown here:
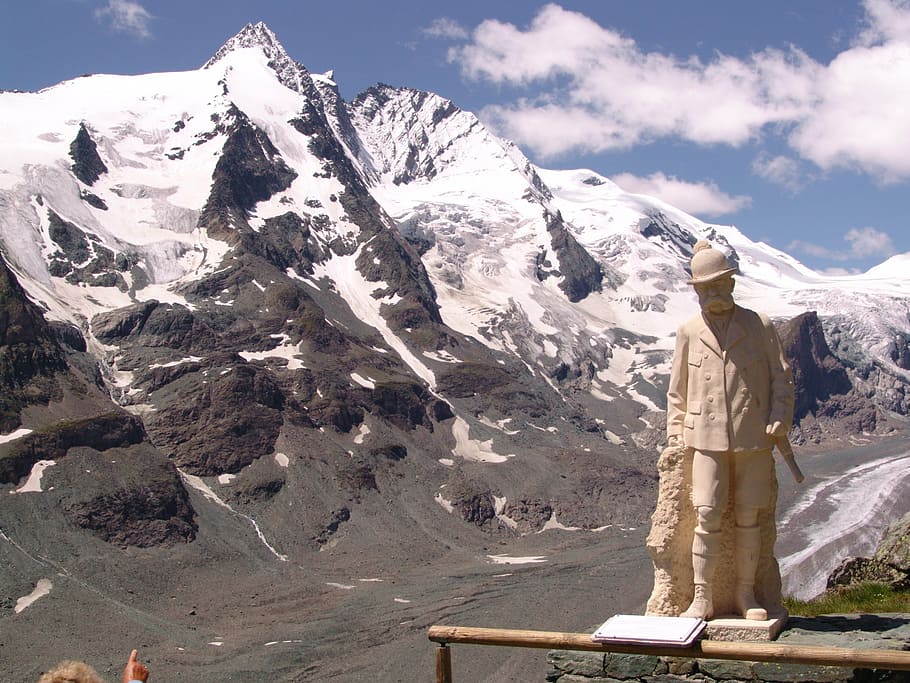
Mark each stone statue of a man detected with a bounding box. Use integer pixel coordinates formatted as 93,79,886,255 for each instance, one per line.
666,240,794,620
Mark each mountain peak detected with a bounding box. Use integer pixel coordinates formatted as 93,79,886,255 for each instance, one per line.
204,22,286,66
204,22,311,94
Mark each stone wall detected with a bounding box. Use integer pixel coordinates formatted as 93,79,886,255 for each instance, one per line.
546,614,910,683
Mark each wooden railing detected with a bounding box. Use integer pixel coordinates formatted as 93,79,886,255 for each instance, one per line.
427,625,910,683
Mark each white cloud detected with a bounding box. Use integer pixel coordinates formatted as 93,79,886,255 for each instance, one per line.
446,1,910,182
788,226,896,262
610,172,751,218
94,0,152,39
751,154,804,191
787,40,910,182
845,226,897,257
424,18,469,41
858,0,910,43
448,4,816,156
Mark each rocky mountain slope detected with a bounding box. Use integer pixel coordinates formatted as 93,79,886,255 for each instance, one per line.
1,22,909,681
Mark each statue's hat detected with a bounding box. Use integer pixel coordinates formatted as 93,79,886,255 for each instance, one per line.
687,240,737,284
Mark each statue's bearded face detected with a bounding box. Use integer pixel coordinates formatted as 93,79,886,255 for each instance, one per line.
694,275,735,314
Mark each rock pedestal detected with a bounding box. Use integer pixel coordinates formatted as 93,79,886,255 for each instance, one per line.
645,445,785,625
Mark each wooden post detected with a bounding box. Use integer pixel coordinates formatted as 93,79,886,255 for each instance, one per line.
435,644,453,683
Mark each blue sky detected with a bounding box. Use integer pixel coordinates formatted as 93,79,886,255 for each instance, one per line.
3,1,909,274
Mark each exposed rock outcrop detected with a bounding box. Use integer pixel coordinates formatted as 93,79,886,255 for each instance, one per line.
199,105,298,237
0,258,66,432
827,511,910,591
778,311,886,442
69,122,108,185
541,210,603,303
62,446,197,547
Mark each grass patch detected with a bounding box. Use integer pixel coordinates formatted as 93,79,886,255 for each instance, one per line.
784,583,910,617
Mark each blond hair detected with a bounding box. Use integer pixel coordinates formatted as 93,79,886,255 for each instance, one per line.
38,660,104,683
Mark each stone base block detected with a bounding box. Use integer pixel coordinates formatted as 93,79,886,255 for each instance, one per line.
704,614,787,641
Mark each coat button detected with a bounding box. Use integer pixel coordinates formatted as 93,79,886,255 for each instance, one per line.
707,396,714,403
705,374,712,381
709,414,715,421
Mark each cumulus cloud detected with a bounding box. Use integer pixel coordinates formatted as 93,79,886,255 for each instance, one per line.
445,1,910,183
751,154,805,192
424,18,469,41
788,227,896,262
94,0,153,39
858,0,910,43
610,172,751,218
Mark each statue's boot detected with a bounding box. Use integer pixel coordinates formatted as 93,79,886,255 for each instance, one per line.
735,525,768,621
681,583,713,619
681,529,717,620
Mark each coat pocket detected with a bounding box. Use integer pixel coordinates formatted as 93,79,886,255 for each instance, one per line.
684,400,701,430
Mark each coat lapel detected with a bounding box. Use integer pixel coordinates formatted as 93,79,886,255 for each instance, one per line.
725,306,747,350
697,315,723,357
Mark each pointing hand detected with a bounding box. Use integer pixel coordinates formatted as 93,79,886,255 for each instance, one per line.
123,649,149,683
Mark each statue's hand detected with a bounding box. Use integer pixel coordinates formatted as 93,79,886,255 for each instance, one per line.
766,421,785,437
667,434,682,447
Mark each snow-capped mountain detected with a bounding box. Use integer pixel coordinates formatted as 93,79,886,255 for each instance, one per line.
1,22,909,679
3,22,908,431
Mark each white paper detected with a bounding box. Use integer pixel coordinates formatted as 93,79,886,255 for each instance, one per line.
592,614,705,645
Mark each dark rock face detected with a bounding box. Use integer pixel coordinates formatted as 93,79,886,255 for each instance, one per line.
640,213,698,260
369,444,407,461
306,394,365,433
0,412,146,484
92,300,217,352
313,506,350,545
146,364,285,476
337,462,378,496
436,362,512,398
199,106,297,236
356,226,443,333
225,475,285,505
69,122,108,185
503,499,553,534
46,210,129,289
370,381,432,431
779,311,852,421
80,189,108,210
446,482,497,528
64,458,197,547
778,311,883,440
0,258,67,431
540,210,603,303
244,212,325,275
890,332,910,371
